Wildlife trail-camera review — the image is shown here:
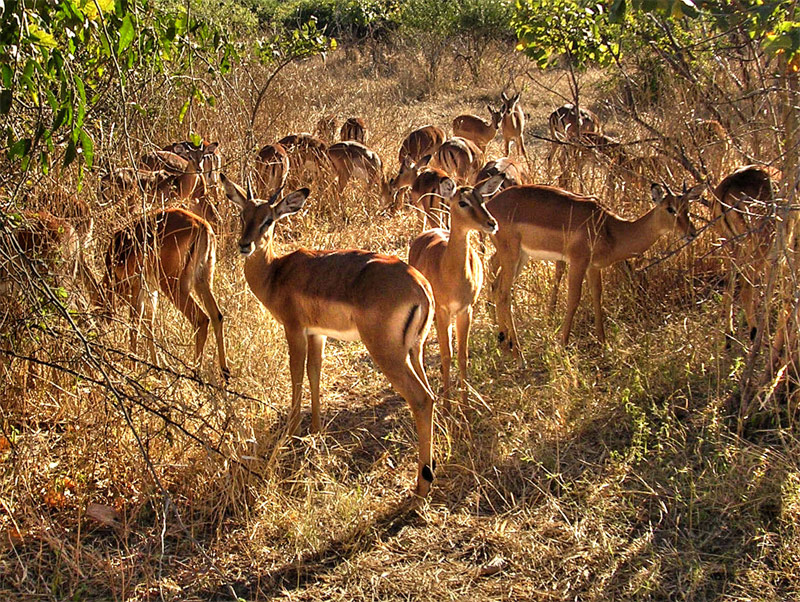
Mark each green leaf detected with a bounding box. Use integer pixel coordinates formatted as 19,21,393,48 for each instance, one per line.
8,138,31,161
178,96,191,124
0,65,12,88
63,139,77,168
80,129,94,169
118,14,135,54
0,90,11,114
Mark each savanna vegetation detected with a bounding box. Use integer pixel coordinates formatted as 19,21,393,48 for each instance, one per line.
1,0,799,599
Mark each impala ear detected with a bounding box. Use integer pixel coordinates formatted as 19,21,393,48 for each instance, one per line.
501,91,509,102
684,183,705,201
439,178,457,199
205,141,219,154
273,188,310,219
419,154,432,167
477,174,505,198
650,182,667,205
220,173,248,209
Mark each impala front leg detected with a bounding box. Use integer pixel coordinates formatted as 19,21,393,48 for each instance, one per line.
434,308,453,412
455,307,472,406
285,325,308,436
561,259,589,346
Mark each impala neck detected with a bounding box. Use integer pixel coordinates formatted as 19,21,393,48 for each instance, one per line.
243,225,277,285
443,215,472,277
607,207,666,263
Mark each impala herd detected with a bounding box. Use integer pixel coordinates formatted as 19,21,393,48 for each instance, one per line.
6,92,781,498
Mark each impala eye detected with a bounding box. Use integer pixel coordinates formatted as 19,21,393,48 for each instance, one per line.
458,201,469,208
667,206,676,215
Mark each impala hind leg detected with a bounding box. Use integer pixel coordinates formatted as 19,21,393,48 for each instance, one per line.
194,272,229,380
306,334,326,433
131,280,158,364
163,276,210,371
549,261,566,315
587,267,605,344
363,335,436,498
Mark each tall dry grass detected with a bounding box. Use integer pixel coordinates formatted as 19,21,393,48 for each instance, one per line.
1,43,798,601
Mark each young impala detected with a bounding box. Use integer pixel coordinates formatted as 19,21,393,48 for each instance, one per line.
476,157,529,189
254,142,290,197
435,137,484,186
710,165,778,344
500,92,527,159
409,175,502,409
103,208,229,379
487,182,702,357
278,133,331,187
220,174,437,497
163,139,222,184
340,117,367,144
398,125,446,166
327,141,394,207
452,106,503,152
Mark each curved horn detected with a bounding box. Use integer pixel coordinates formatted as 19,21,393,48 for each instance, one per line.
246,175,255,201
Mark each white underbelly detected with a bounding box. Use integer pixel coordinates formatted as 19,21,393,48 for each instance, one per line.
306,326,361,342
521,246,567,262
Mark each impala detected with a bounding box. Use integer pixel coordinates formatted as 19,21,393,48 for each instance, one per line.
487,182,702,356
452,106,503,152
106,144,219,224
500,92,527,159
398,164,457,230
220,174,437,497
163,140,222,184
255,142,290,197
710,165,778,343
398,125,446,166
476,157,528,189
409,175,502,409
340,117,366,144
327,141,394,208
546,104,602,176
103,208,229,379
278,133,331,187
435,137,484,186
548,103,602,141
315,114,337,143
2,210,102,309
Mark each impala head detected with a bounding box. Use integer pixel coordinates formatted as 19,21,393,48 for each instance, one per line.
175,141,220,182
220,173,310,257
488,105,503,128
391,155,430,192
450,174,502,234
650,182,704,241
500,91,521,113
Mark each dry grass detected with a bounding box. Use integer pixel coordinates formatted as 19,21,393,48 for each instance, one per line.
1,45,799,601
